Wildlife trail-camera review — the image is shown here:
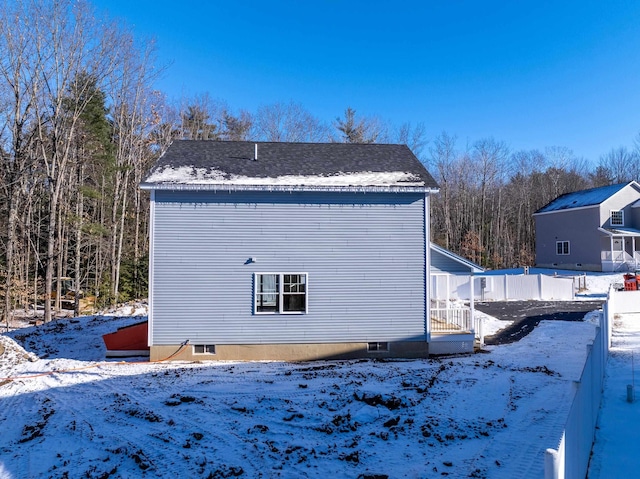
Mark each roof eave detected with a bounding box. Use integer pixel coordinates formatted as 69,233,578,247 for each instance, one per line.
140,182,439,194
533,203,600,216
598,227,640,237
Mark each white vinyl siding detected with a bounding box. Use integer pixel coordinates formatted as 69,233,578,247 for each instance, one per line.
149,190,427,345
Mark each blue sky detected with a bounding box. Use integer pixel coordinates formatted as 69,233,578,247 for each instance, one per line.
92,0,640,163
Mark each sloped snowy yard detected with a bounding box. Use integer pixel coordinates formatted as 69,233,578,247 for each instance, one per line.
0,303,603,479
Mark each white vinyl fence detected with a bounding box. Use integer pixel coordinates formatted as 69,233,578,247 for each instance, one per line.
431,273,576,302
544,287,633,479
544,315,608,479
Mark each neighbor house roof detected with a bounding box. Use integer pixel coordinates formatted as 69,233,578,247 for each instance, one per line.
598,227,640,237
430,243,484,273
141,141,439,192
534,182,632,214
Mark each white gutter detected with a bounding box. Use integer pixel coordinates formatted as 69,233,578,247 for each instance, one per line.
140,183,439,194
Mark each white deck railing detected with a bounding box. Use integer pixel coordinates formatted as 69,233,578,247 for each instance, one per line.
430,304,472,333
601,250,625,261
601,250,640,271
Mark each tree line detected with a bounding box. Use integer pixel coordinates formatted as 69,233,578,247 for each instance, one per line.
1,0,638,327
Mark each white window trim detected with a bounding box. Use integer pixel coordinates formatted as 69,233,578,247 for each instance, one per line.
367,342,389,353
193,344,216,355
610,210,624,226
254,272,308,315
556,241,570,255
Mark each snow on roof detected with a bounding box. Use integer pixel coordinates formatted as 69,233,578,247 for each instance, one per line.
144,165,426,188
141,141,439,191
535,182,631,214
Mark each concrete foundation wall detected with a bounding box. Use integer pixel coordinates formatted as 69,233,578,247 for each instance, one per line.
150,341,429,362
535,262,602,272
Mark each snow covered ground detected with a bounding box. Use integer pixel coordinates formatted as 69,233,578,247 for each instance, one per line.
0,272,631,479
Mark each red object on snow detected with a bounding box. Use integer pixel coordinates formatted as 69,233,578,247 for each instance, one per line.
102,321,150,357
624,274,638,291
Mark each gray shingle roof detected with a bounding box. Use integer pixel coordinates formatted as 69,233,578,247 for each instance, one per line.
141,140,438,191
535,182,631,214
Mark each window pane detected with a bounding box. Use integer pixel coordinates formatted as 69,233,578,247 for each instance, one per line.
283,293,305,312
257,293,279,312
611,211,623,225
284,274,302,293
283,274,306,312
259,274,278,293
257,274,279,313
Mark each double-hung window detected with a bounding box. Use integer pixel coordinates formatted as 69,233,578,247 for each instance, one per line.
255,273,307,314
556,241,570,255
611,210,624,226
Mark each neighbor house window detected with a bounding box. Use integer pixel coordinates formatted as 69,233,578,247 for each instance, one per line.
611,210,624,226
556,241,570,255
255,273,307,314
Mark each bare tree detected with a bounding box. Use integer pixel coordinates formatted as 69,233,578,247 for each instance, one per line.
470,138,510,267
543,146,586,198
26,0,123,321
106,31,159,306
395,122,428,160
597,147,640,184
428,132,458,248
0,1,45,329
254,101,330,142
504,149,547,265
149,93,181,155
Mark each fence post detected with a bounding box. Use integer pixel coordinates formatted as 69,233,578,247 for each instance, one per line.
504,275,508,301
538,274,543,300
544,448,560,479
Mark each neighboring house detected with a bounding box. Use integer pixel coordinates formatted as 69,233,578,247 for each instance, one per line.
141,140,442,361
534,181,640,272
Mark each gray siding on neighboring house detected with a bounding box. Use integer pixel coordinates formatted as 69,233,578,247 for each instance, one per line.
535,206,602,269
431,249,472,274
600,188,640,227
630,204,640,226
149,190,427,346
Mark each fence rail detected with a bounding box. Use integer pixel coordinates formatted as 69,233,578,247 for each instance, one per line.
431,273,575,302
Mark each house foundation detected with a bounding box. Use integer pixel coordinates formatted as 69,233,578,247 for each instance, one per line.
150,341,430,362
